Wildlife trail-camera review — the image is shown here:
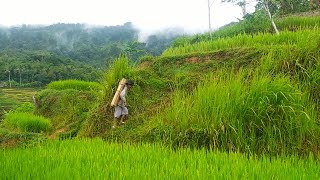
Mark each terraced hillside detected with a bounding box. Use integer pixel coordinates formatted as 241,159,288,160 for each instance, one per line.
0,88,37,119
9,16,316,155
1,14,320,179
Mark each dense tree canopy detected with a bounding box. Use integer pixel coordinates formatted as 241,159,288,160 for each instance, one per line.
0,22,182,87
0,51,101,87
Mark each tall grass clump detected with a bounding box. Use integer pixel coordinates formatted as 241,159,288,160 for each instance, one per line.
105,55,133,85
308,60,320,106
277,16,320,31
104,55,134,94
148,70,319,154
47,80,103,92
163,29,320,57
3,112,51,133
13,102,35,113
171,15,320,46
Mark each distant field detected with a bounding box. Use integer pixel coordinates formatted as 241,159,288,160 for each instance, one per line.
0,88,37,119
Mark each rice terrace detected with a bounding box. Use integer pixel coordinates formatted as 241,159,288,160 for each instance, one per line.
0,88,37,119
1,2,320,179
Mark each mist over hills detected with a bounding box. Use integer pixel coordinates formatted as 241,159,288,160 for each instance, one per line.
0,22,184,86
0,22,184,62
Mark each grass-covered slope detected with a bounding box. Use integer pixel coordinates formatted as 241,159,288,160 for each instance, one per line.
34,80,103,139
25,15,320,155
90,20,320,155
0,102,47,148
172,12,320,46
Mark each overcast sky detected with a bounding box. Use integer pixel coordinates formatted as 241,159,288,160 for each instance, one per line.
0,0,255,34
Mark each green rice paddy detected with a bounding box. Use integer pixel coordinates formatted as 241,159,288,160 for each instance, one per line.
0,139,319,179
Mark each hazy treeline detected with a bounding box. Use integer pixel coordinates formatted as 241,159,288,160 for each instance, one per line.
0,22,182,86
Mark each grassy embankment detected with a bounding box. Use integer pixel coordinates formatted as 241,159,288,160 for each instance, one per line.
0,88,46,147
98,29,320,155
34,80,103,139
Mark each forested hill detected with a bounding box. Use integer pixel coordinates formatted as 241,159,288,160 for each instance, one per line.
0,22,182,87
0,23,137,63
0,22,181,63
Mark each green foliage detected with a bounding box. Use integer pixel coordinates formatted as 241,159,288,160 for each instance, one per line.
164,29,320,57
0,128,10,136
308,59,320,105
3,112,51,133
106,56,133,81
79,55,148,137
101,19,320,155
171,14,320,46
255,0,311,15
36,89,99,128
144,71,319,154
0,88,37,120
47,80,103,91
0,23,138,63
0,130,46,148
276,16,320,31
104,55,133,92
36,88,100,136
18,16,320,157
0,23,182,87
1,139,319,179
13,102,35,113
0,51,102,87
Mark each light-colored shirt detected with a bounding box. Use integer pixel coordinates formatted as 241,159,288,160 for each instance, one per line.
118,86,127,107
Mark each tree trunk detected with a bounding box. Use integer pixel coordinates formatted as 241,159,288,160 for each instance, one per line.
19,71,22,87
242,0,247,16
264,0,280,35
8,70,11,88
208,0,212,40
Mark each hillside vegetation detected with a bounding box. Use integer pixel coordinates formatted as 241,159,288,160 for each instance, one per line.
97,15,319,154
1,11,320,179
0,23,181,87
3,15,315,156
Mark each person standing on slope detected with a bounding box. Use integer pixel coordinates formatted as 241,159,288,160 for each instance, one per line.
112,80,134,128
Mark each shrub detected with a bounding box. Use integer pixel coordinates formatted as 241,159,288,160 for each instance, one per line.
14,102,35,113
102,55,135,102
104,55,133,90
3,113,51,133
